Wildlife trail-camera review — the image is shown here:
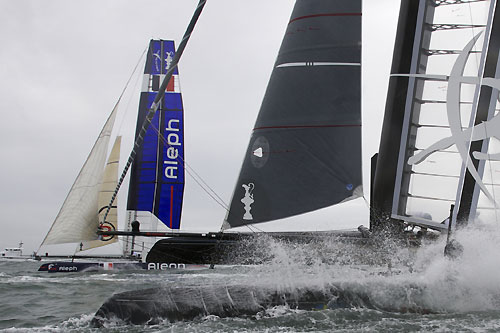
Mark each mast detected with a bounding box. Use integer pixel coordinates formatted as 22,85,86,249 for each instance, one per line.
370,0,422,232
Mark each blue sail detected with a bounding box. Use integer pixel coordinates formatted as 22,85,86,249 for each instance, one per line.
127,40,185,229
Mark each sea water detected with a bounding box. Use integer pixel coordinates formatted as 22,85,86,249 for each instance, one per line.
2,227,500,332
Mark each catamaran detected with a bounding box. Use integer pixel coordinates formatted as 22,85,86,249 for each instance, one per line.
42,0,500,275
37,0,207,271
92,0,500,323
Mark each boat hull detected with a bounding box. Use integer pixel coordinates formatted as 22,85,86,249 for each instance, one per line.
92,285,344,325
38,261,208,273
146,231,367,265
92,282,431,325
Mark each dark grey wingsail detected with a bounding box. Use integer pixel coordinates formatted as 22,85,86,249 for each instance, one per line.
224,0,362,229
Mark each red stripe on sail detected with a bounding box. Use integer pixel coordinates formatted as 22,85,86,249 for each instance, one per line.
289,13,362,24
254,124,361,131
170,186,174,228
166,77,175,92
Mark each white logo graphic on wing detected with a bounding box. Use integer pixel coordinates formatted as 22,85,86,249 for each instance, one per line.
396,32,500,204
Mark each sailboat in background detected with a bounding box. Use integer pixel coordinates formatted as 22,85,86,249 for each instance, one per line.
37,40,202,272
38,0,208,273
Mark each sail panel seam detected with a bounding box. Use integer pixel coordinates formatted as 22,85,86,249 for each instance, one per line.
289,13,362,24
254,124,361,131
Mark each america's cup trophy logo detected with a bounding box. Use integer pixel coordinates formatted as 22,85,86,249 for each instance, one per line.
396,32,500,206
241,183,255,220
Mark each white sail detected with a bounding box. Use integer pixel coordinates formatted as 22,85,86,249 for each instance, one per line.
80,136,121,251
41,103,119,246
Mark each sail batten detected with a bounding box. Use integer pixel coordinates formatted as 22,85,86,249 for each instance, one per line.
225,0,362,229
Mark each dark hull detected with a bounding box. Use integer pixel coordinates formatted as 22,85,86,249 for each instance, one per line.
92,282,431,326
93,285,339,325
38,261,208,273
146,231,368,265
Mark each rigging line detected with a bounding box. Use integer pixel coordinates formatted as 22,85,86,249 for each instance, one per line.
468,0,481,70
463,1,480,164
244,223,262,233
102,0,207,224
483,125,499,223
249,224,264,232
148,122,229,211
491,1,500,225
453,1,494,227
185,162,228,209
117,46,148,132
120,238,159,260
362,194,370,209
149,122,229,210
461,1,481,152
72,244,78,256
187,169,228,210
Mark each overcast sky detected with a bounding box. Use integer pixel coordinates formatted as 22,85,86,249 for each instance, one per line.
0,0,400,254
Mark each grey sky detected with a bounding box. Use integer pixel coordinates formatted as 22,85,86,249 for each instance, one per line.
0,0,400,254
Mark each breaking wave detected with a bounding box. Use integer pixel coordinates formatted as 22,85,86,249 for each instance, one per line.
93,225,500,326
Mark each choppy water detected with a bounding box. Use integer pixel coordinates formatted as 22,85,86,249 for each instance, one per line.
2,227,500,332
